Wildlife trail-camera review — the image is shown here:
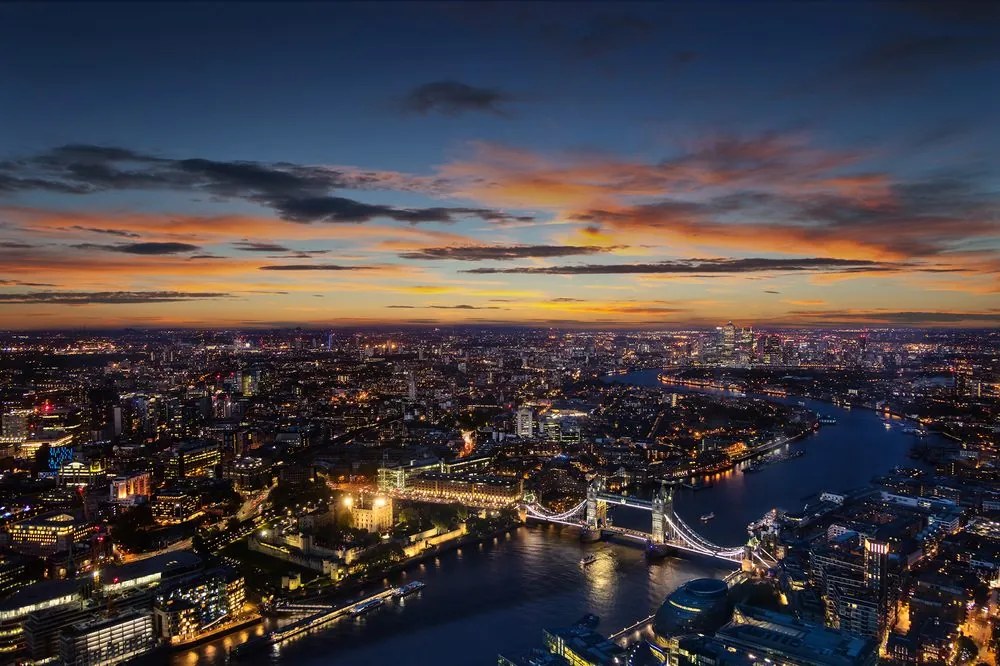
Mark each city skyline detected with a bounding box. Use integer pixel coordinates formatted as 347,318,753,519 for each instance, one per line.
1,2,999,329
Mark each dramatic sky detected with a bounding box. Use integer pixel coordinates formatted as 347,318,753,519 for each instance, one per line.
1,2,998,329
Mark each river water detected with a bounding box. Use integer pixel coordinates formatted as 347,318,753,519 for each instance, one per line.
174,368,937,666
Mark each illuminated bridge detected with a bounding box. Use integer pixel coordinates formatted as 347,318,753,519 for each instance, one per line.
524,481,775,568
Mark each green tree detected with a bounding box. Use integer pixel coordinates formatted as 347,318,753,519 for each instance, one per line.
955,636,977,664
397,507,421,525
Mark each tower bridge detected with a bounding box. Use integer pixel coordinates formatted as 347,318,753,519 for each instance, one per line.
524,480,775,568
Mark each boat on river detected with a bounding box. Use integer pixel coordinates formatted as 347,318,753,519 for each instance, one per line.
394,581,426,598
350,598,384,617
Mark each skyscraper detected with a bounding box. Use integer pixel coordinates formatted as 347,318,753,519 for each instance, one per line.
516,407,534,438
720,321,737,366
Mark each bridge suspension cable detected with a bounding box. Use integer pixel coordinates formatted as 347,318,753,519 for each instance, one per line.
523,500,587,522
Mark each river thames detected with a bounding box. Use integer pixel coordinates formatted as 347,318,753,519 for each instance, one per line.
173,368,939,665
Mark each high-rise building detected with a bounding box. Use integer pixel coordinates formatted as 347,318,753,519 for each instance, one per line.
407,370,417,401
810,533,895,641
1,409,32,441
516,407,534,438
719,321,737,367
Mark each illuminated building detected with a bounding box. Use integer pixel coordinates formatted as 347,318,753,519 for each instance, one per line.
651,578,730,646
0,557,29,598
4,511,94,556
57,460,106,487
711,605,877,666
719,321,737,367
406,472,523,505
153,568,245,641
516,407,534,438
537,615,626,666
152,487,198,524
97,551,202,596
59,610,155,666
344,495,393,533
0,409,32,441
377,455,495,492
0,579,82,656
224,456,270,493
810,533,895,641
163,439,221,480
109,472,152,504
16,431,73,460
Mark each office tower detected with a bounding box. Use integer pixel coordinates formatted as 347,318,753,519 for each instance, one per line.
516,407,534,438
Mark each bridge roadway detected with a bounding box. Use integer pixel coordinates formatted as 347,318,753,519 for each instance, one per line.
383,486,751,566
525,490,748,565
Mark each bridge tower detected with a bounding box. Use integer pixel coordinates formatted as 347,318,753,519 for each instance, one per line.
585,479,608,530
650,482,673,545
583,479,607,542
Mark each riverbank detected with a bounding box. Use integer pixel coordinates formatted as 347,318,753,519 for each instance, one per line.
169,613,263,650
267,521,521,610
655,371,962,445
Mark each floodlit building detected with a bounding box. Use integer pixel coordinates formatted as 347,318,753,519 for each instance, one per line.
344,495,393,533
3,511,94,556
152,486,199,524
109,471,152,504
164,439,221,480
714,605,877,666
153,567,244,642
516,407,534,438
59,610,155,666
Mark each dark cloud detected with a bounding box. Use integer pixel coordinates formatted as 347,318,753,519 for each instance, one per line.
0,172,92,194
0,241,33,249
803,34,1000,96
257,264,377,271
0,279,57,287
0,145,530,226
581,167,998,259
399,244,614,261
68,225,142,238
764,290,781,294
789,309,1000,325
233,241,291,252
273,195,530,225
72,241,200,255
400,81,513,116
462,257,896,275
387,304,503,310
0,290,230,305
